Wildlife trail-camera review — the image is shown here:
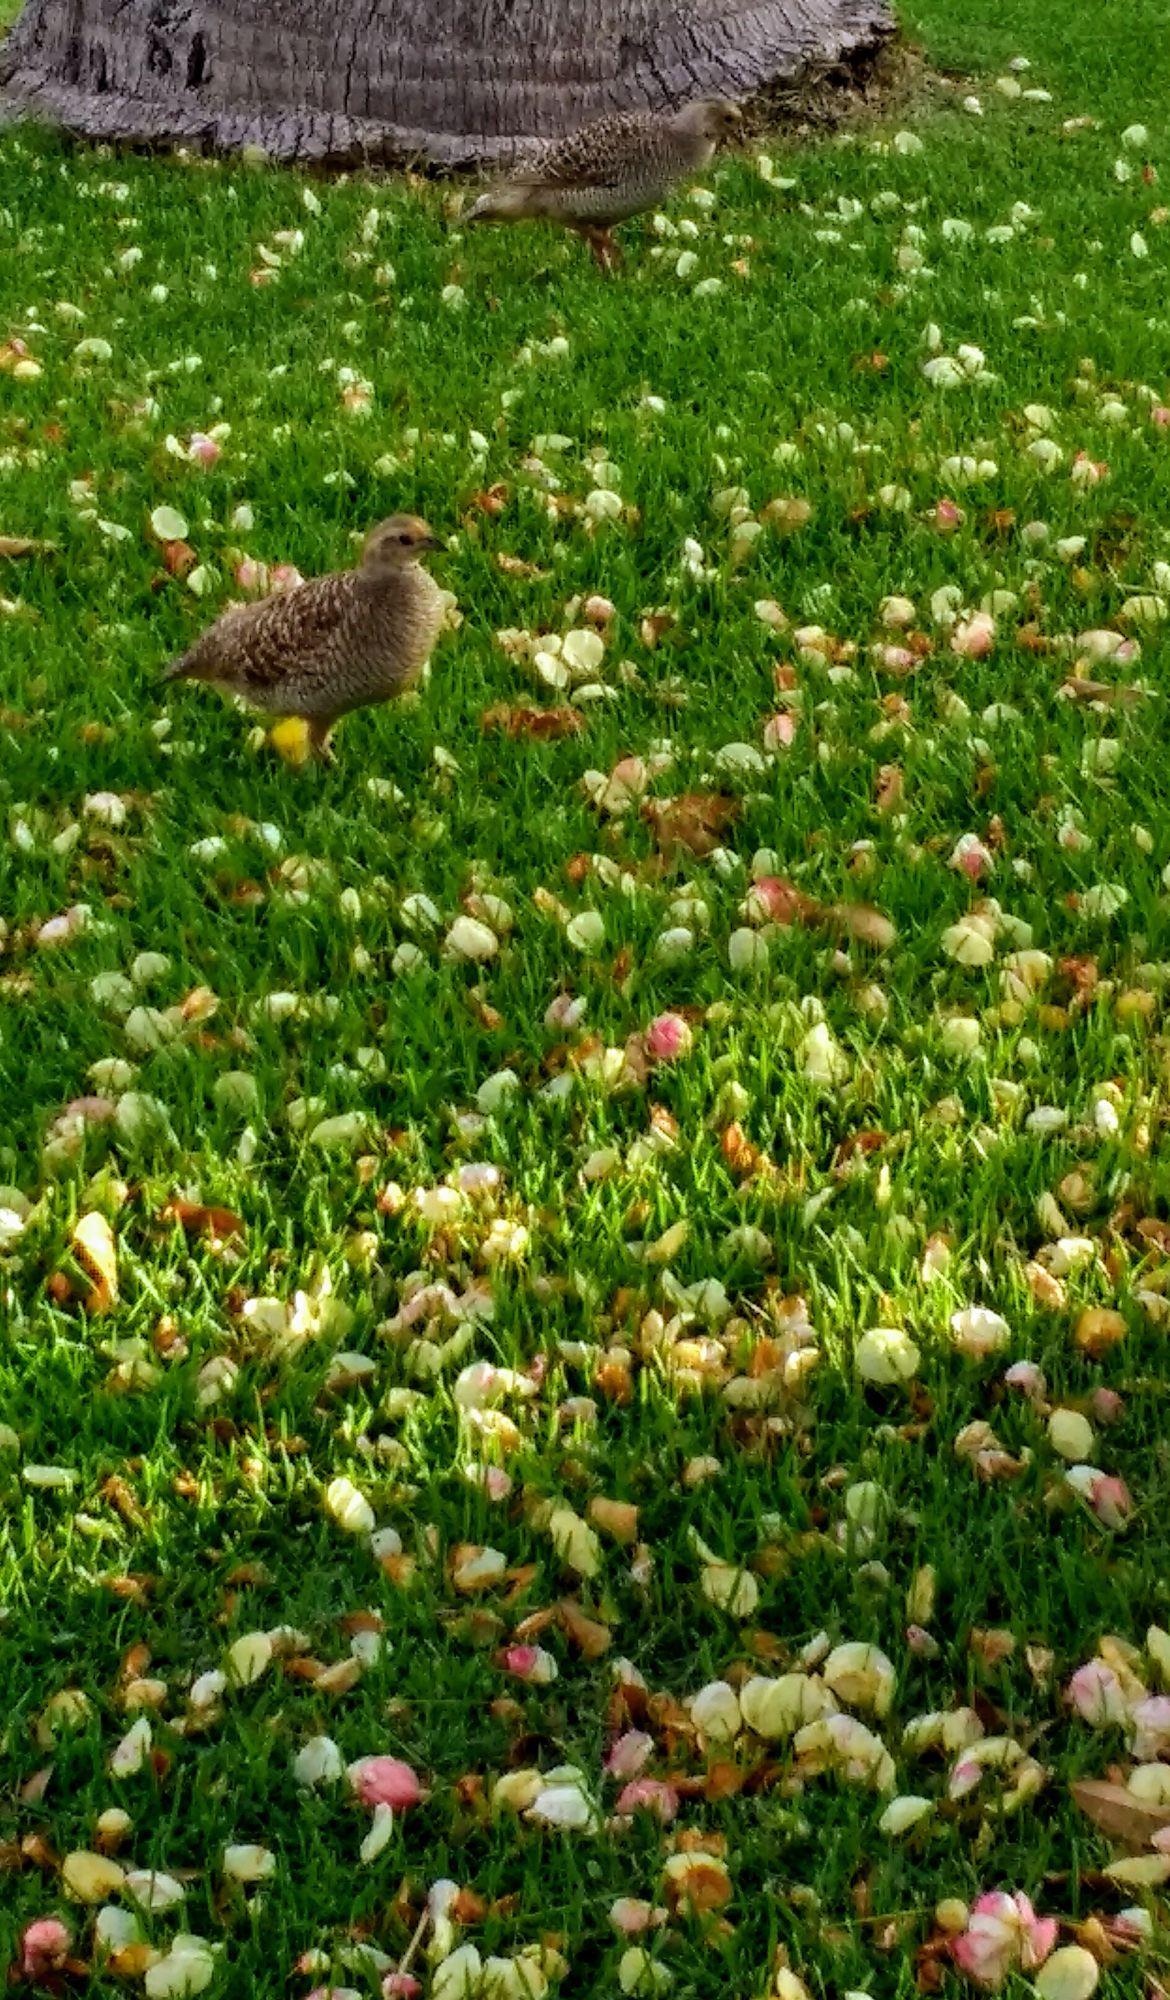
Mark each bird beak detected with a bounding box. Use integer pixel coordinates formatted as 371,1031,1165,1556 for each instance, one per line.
419,533,445,552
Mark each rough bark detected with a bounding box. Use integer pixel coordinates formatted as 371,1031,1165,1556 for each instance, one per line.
0,0,894,167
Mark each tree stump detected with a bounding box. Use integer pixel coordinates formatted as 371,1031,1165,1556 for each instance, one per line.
0,0,895,166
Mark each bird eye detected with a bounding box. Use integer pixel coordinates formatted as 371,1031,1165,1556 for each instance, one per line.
398,532,412,544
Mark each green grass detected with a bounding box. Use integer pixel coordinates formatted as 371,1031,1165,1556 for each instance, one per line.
2,5,1170,1996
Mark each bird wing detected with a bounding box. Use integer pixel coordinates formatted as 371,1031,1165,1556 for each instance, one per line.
517,112,658,191
167,574,353,688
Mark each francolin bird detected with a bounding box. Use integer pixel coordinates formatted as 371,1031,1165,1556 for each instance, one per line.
163,515,445,762
464,98,743,272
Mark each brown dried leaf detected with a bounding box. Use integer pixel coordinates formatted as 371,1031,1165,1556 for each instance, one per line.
1017,621,1057,655
761,496,814,534
595,1357,634,1404
0,535,47,558
161,539,197,577
969,1627,1016,1666
641,792,740,858
664,1858,733,1914
1071,1779,1170,1847
471,484,510,517
338,1610,383,1636
160,1199,245,1241
100,1474,145,1528
1060,676,1147,707
720,1122,773,1181
874,764,905,813
588,1496,640,1545
20,1764,54,1805
313,1656,364,1694
557,1598,612,1659
825,902,896,949
704,1760,745,1801
480,703,585,740
495,552,549,579
639,611,678,650
1075,1308,1127,1356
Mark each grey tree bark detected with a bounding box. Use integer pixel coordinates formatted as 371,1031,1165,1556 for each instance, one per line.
0,0,894,166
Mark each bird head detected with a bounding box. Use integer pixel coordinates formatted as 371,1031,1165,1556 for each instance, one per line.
360,515,444,574
677,98,744,146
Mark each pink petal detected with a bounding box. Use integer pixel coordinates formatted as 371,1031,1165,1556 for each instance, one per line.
951,613,996,660
762,711,798,751
1004,1361,1046,1403
1067,1661,1126,1726
745,876,808,925
21,1919,71,1980
234,557,270,594
970,1893,1019,1924
351,1757,421,1810
1089,1474,1132,1527
1020,1916,1059,1970
605,1730,655,1780
615,1777,679,1821
644,1013,692,1063
382,1979,422,1998
952,1929,1013,1988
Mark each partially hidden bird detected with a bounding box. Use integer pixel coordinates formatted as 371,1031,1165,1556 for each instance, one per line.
162,515,446,762
464,99,743,272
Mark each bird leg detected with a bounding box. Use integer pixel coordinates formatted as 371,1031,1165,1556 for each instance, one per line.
307,717,338,765
576,224,623,274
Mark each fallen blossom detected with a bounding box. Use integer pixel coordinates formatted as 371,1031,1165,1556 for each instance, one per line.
222,1843,275,1883
1034,1947,1099,2000
740,1673,836,1738
348,1757,422,1809
144,1939,217,1999
502,1644,559,1684
879,1795,933,1836
1066,1662,1129,1727
325,1476,375,1535
293,1736,343,1787
1048,1409,1094,1462
951,1307,1011,1358
952,612,997,658
606,1730,655,1778
615,1778,679,1820
689,1681,743,1741
20,1918,71,1980
1065,1466,1133,1529
822,1642,896,1717
618,1948,672,1994
855,1325,920,1383
524,1768,599,1831
644,1013,692,1063
794,1712,896,1790
661,1849,733,1914
952,1892,1058,1987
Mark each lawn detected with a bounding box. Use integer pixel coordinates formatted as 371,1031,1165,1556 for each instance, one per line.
2,1,1170,1996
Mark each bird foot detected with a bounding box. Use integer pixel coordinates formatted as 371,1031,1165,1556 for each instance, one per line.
581,226,623,274
307,721,337,765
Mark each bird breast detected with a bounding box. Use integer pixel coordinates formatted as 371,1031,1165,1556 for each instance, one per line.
348,567,445,695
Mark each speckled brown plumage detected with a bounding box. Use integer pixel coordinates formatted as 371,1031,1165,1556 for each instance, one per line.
465,99,742,270
163,515,445,760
